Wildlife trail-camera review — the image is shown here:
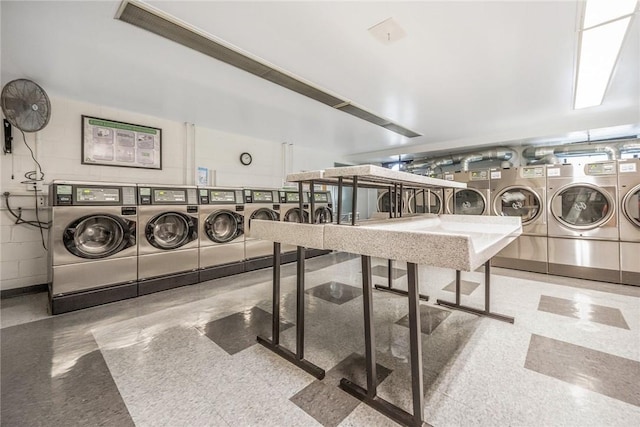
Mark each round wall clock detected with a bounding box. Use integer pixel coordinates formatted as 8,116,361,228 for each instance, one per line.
240,152,252,166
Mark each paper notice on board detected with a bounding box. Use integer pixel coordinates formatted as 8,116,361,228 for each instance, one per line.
547,168,561,177
620,163,637,173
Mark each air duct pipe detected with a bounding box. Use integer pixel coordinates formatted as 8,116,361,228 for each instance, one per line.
460,148,515,172
407,154,464,173
522,140,630,163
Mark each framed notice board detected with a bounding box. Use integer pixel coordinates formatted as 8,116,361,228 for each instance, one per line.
81,115,162,169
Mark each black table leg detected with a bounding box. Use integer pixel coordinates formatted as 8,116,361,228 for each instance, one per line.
341,259,428,427
375,259,430,301
436,260,514,323
257,243,325,379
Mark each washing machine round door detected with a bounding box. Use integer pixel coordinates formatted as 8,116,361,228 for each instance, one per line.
494,186,542,225
64,215,133,259
551,184,614,229
314,207,333,223
146,212,196,249
205,211,242,243
448,189,486,215
284,208,309,223
413,190,442,214
622,184,640,227
377,191,404,213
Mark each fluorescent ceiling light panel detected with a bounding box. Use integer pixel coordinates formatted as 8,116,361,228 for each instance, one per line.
583,0,637,28
574,17,631,109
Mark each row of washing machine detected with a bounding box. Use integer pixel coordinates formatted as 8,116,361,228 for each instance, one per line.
376,159,639,286
48,182,334,314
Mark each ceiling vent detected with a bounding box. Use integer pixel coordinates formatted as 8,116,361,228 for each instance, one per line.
115,0,421,138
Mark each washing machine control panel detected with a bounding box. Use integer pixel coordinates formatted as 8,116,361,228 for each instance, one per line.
51,184,136,206
138,187,197,205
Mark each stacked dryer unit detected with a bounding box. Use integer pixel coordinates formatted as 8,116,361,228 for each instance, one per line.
279,189,309,262
490,166,548,273
618,158,640,286
446,169,491,215
48,181,138,314
243,188,280,271
137,184,199,295
546,162,619,283
198,187,245,281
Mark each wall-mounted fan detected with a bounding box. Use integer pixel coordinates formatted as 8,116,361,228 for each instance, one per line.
1,79,51,133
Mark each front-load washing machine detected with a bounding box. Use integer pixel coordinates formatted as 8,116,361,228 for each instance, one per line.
490,166,547,273
279,189,309,260
310,191,334,223
198,187,245,281
49,181,138,314
377,188,409,215
244,188,280,271
618,158,640,285
547,162,619,283
137,184,199,295
446,170,491,215
408,189,444,214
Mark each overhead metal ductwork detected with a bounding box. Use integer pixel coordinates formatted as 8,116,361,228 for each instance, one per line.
407,148,515,173
522,137,639,163
115,0,421,138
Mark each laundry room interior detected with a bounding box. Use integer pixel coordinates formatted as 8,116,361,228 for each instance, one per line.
1,1,639,427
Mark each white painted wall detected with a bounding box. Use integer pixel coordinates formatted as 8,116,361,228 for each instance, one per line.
1,96,344,291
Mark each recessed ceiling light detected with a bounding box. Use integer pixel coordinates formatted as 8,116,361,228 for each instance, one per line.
573,0,638,109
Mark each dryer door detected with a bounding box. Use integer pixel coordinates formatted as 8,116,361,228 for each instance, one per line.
448,189,486,215
412,190,442,214
64,214,135,259
284,208,309,223
622,184,640,227
494,186,542,225
551,184,614,229
377,191,404,213
205,210,243,243
146,212,197,249
314,207,333,224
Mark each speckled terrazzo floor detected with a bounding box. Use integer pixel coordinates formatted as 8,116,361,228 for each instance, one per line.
2,252,639,426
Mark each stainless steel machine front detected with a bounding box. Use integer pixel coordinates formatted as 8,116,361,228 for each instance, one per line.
137,184,199,294
491,166,548,273
49,181,138,313
618,158,640,286
244,189,280,264
198,187,245,281
376,188,409,215
279,189,309,254
547,162,619,283
446,170,491,215
310,191,333,223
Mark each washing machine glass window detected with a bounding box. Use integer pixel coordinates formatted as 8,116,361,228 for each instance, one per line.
250,208,279,223
64,215,130,259
452,189,486,215
206,211,241,243
622,184,640,226
494,186,541,224
378,191,404,212
147,212,193,249
314,207,333,223
415,190,441,214
551,184,614,229
284,208,309,223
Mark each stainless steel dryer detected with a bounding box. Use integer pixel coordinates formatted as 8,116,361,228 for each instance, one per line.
490,166,547,273
547,162,619,282
376,188,409,215
198,187,245,281
279,189,309,259
446,169,491,215
408,189,444,214
243,188,280,271
618,158,640,285
49,181,138,314
310,191,334,223
137,184,199,295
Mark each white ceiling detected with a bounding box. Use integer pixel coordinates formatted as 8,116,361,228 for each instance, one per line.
2,1,638,163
